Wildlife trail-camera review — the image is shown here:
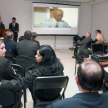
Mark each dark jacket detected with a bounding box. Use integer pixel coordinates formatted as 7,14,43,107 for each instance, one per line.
9,22,19,42
16,39,38,59
46,92,108,108
0,57,17,81
1,59,64,100
4,38,17,57
0,57,22,108
31,39,40,49
78,37,93,49
0,22,5,37
9,23,19,34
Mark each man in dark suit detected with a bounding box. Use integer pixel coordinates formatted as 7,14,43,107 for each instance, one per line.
16,30,38,60
0,17,5,37
4,31,17,57
9,17,19,42
31,32,40,49
46,59,108,108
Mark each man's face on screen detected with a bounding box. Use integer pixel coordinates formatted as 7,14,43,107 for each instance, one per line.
54,9,63,21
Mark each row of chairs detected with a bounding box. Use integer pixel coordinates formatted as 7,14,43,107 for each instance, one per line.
1,50,69,108
0,75,69,108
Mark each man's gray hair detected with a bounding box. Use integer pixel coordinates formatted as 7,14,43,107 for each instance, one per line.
5,31,14,40
53,9,63,15
87,32,91,37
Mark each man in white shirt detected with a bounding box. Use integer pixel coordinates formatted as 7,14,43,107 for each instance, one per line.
41,9,71,28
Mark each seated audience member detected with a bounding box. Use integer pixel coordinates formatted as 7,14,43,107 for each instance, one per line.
94,29,102,42
69,35,85,50
95,33,106,45
31,32,40,48
90,33,106,52
4,31,18,57
46,59,108,108
0,39,22,108
0,17,5,38
72,32,92,58
95,29,101,36
16,30,38,60
0,45,64,101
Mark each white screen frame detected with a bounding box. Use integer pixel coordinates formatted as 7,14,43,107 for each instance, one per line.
32,2,80,35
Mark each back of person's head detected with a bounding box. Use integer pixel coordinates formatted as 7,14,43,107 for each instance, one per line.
24,30,32,40
77,59,104,92
38,45,57,66
31,32,37,39
96,30,101,34
5,31,14,40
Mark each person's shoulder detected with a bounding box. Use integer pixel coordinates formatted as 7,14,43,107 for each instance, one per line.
60,20,67,23
0,57,10,67
101,93,108,98
50,96,76,107
30,40,38,47
1,22,5,25
16,22,19,25
16,40,24,45
11,40,17,45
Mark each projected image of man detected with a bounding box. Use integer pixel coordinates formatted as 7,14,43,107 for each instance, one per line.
41,9,71,28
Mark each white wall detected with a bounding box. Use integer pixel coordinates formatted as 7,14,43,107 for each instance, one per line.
91,2,108,41
78,4,92,36
0,0,92,48
0,0,32,36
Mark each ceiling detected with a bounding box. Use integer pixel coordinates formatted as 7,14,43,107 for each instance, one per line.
25,0,108,5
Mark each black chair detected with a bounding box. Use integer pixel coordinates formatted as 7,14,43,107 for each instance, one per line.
11,64,25,76
15,55,35,74
19,36,24,41
33,76,69,108
74,48,91,75
0,88,17,108
5,49,15,63
11,64,26,108
85,40,95,49
73,35,81,46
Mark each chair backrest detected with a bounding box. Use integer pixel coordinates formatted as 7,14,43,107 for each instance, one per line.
33,76,69,98
5,49,14,58
85,40,95,49
73,35,81,42
0,88,15,108
15,55,34,69
11,64,25,77
19,36,24,41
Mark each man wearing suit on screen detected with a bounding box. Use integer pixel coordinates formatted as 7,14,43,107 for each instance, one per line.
9,17,19,42
46,59,108,108
41,9,71,28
